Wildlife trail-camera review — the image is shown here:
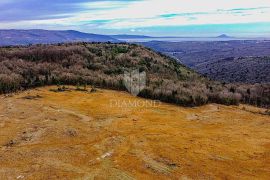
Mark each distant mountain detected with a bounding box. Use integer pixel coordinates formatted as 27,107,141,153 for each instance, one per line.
217,34,232,38
110,34,152,39
0,29,120,46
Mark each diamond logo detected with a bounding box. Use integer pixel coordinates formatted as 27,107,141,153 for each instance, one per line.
123,69,146,96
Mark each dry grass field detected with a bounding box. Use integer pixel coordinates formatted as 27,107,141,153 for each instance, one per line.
0,86,269,179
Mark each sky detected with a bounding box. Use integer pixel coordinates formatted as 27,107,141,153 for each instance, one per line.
0,0,270,37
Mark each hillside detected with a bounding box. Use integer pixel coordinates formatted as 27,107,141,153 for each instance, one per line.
0,42,269,107
0,29,119,46
0,86,269,179
141,40,270,83
198,56,270,83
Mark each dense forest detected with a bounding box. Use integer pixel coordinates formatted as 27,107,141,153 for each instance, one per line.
0,42,269,107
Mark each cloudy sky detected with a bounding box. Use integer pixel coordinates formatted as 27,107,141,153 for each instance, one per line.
0,0,270,36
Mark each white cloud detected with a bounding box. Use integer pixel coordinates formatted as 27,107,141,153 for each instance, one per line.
1,0,270,30
62,0,270,28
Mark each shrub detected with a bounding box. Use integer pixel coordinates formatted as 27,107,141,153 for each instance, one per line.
0,73,23,93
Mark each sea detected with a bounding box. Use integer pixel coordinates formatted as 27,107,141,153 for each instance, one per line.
118,37,270,42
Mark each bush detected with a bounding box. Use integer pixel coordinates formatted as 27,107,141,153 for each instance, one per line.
0,74,23,93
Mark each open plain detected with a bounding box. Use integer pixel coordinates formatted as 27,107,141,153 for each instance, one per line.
0,86,269,179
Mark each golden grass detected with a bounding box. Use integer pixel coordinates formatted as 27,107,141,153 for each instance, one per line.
0,86,269,179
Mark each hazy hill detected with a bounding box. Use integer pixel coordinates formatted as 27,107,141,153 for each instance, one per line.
217,34,232,38
0,29,120,46
0,42,269,107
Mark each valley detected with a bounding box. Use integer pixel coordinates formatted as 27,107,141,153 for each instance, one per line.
142,40,270,83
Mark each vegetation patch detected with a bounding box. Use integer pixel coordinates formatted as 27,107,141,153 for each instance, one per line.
0,42,269,107
21,95,43,100
50,85,70,92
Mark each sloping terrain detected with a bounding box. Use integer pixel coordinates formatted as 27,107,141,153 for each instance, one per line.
198,56,270,83
0,86,269,179
141,40,270,83
0,29,119,46
1,42,269,107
